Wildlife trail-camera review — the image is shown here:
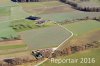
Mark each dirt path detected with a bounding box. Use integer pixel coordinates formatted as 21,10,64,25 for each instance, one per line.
35,24,73,66
59,29,100,50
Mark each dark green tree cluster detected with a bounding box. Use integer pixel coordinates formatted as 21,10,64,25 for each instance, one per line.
60,0,100,12
0,35,21,41
11,24,33,30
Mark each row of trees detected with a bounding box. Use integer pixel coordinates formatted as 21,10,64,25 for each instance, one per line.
10,21,46,31
51,41,100,57
0,56,36,66
60,0,100,12
0,35,21,42
59,16,100,25
76,6,100,12
10,24,33,31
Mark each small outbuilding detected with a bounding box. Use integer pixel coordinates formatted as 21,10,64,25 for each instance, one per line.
26,16,41,20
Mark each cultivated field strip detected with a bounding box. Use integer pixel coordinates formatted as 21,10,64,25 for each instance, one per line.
38,11,100,22
21,26,72,50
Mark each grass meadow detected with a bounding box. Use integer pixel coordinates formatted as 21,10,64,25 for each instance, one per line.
63,20,100,36
38,11,100,22
21,26,72,50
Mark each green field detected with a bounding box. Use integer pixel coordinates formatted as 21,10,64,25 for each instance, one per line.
38,11,100,22
21,26,72,50
0,2,29,54
11,19,56,32
0,6,10,21
17,20,100,65
10,5,31,20
0,20,19,40
41,48,100,66
11,19,37,32
12,19,100,55
63,20,100,36
0,1,61,53
0,28,18,38
0,3,31,38
0,0,100,66
0,7,10,16
0,44,26,50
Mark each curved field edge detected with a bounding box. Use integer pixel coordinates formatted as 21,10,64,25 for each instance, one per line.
39,20,100,66
63,20,100,36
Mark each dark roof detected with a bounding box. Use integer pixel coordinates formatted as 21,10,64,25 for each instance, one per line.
26,16,41,20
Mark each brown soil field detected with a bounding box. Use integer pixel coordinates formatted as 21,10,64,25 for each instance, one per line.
0,51,30,60
0,16,6,19
58,29,100,50
0,40,24,46
23,5,75,15
0,16,4,21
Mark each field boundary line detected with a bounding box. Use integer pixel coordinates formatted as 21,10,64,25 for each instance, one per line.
31,5,66,10
0,3,32,24
56,24,73,49
35,24,73,66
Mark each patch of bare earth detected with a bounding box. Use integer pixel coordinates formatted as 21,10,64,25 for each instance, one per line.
0,40,24,46
23,5,75,14
0,16,6,19
0,51,29,60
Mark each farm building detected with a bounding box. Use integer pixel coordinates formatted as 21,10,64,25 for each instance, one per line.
26,16,41,20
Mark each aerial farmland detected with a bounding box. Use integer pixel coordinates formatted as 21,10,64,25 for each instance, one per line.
0,0,100,66
21,26,72,50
